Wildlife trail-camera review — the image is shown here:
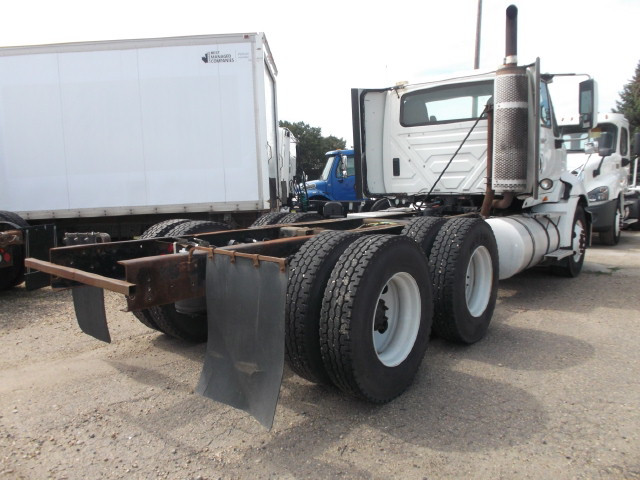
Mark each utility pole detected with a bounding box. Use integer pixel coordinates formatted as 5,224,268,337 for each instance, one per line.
474,0,482,69
472,0,483,116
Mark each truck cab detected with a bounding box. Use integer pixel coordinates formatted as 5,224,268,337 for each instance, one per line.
301,149,375,215
304,149,363,202
306,150,370,202
560,112,636,242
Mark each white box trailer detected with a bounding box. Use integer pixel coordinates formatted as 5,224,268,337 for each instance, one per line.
0,33,286,222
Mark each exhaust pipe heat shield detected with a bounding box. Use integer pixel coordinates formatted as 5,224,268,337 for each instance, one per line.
492,65,529,193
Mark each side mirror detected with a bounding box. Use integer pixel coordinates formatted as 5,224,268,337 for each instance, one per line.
337,154,348,178
578,79,597,129
633,132,640,157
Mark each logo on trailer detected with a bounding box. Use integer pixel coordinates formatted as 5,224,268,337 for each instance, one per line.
201,51,235,64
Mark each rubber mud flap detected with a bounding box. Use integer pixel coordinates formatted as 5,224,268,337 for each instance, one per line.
196,254,287,429
72,286,111,343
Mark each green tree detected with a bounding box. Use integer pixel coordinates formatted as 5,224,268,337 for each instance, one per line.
614,60,640,136
279,120,346,179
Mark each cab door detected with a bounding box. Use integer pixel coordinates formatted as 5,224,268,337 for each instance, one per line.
352,88,389,198
333,154,358,201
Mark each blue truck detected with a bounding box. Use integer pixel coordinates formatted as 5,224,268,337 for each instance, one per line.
304,149,360,202
300,149,388,215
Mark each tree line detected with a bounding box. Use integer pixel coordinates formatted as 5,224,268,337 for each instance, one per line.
279,120,346,180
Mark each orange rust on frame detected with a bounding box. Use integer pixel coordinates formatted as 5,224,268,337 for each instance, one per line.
24,257,135,295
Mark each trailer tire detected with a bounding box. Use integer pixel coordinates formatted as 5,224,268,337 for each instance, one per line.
145,220,230,342
551,205,587,278
0,211,29,290
319,235,433,402
279,212,323,224
250,212,289,227
401,217,448,258
599,201,622,245
429,217,498,344
131,219,192,332
286,230,360,384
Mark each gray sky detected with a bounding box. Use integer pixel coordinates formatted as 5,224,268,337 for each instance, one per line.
1,0,637,145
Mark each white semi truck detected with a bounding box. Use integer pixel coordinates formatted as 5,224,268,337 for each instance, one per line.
26,5,596,428
560,112,640,242
0,33,299,291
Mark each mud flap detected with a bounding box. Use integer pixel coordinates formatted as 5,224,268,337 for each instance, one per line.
71,286,111,343
196,253,287,429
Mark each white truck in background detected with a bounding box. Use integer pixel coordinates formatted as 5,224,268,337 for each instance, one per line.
0,33,296,290
628,147,640,225
560,112,640,242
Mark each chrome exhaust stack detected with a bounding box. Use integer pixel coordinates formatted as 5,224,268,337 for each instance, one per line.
492,5,529,195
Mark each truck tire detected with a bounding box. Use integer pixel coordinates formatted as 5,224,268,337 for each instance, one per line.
599,202,622,245
147,220,230,342
279,212,323,224
551,206,587,278
140,218,190,239
319,235,433,402
370,198,392,211
630,199,640,231
286,230,360,384
0,211,29,290
164,220,230,237
250,212,288,227
0,211,29,229
131,218,191,332
429,217,499,344
401,217,447,258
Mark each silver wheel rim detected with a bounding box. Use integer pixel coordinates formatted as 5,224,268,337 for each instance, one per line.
465,246,493,317
372,272,421,367
573,218,586,262
614,206,621,238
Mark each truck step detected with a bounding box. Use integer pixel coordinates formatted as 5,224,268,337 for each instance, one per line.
623,218,638,226
544,249,573,260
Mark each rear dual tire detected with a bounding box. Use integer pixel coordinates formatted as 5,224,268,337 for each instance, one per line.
132,219,230,342
250,212,289,227
279,212,323,224
319,235,433,402
286,231,361,384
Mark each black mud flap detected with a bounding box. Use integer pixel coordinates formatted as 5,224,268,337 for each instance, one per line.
196,253,287,429
72,286,111,343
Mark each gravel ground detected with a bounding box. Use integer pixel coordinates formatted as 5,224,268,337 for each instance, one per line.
1,232,639,480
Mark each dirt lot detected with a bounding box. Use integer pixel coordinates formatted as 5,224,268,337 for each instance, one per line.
1,232,639,480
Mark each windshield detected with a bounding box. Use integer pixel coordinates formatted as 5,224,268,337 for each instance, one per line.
319,156,334,181
561,123,618,153
401,80,493,126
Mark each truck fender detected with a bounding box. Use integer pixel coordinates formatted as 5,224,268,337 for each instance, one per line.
532,172,591,249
